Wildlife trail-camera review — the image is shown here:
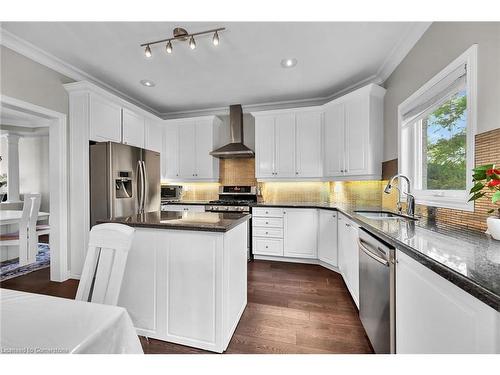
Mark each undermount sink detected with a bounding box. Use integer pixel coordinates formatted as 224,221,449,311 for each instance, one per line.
355,210,418,221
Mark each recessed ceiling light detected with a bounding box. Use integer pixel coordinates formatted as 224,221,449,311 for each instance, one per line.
140,80,156,87
281,58,298,68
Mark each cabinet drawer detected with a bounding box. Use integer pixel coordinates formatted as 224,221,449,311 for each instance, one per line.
252,207,284,218
253,238,283,256
252,217,283,228
253,227,283,238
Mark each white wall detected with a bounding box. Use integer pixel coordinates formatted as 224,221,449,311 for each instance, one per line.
0,134,50,212
383,22,500,161
19,136,50,212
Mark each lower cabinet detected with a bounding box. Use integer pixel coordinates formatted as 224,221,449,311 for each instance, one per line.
338,213,360,307
283,208,318,259
396,250,500,353
318,210,338,267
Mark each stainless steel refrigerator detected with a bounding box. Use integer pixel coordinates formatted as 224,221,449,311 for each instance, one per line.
89,142,160,227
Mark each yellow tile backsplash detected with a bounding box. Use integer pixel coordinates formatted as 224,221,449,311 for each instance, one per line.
259,182,330,203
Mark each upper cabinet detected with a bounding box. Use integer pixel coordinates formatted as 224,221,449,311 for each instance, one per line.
162,116,221,182
254,107,323,180
89,93,122,143
324,84,386,180
68,82,161,152
144,118,163,154
253,84,385,181
122,107,145,148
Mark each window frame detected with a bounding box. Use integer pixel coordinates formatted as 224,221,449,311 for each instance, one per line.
398,45,477,212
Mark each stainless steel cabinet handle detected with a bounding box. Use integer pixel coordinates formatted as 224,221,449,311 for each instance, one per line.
358,239,389,266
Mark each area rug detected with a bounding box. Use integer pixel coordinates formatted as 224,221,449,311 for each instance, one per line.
0,243,50,281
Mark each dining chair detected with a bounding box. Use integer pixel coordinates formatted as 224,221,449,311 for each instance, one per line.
0,194,36,266
76,223,135,306
26,193,43,264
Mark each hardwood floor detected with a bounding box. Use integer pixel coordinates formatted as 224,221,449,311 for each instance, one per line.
0,260,373,354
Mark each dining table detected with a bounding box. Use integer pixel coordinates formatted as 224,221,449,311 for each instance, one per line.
0,288,144,354
0,210,50,225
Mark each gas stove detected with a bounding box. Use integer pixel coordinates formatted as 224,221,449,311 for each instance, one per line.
204,186,257,213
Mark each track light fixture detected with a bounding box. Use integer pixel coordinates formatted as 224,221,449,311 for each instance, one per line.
189,36,196,50
212,31,219,46
141,26,225,58
144,45,152,58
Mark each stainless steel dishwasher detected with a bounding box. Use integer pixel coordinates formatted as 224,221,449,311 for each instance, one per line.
358,227,396,354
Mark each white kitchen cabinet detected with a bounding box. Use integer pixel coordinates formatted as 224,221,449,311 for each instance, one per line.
323,101,345,177
195,120,218,179
396,250,500,353
295,111,323,177
275,113,296,178
89,93,122,143
323,84,385,180
283,208,318,259
122,108,145,148
118,222,248,353
163,123,180,180
253,107,323,180
145,118,163,153
318,210,338,267
178,121,197,178
163,116,220,182
254,116,275,178
338,213,359,307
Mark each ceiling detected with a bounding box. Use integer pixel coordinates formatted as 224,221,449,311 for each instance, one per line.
1,22,429,117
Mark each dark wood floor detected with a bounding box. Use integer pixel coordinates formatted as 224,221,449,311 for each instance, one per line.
1,260,373,354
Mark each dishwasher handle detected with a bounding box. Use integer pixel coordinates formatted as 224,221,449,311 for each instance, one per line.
358,238,389,266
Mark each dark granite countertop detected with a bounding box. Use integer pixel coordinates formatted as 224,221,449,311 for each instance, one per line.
98,211,251,233
255,202,500,311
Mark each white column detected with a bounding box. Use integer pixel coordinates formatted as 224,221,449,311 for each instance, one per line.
6,134,20,202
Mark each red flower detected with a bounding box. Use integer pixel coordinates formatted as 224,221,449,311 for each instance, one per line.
487,180,500,187
486,169,500,176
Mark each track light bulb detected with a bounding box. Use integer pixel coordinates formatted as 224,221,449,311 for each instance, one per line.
189,36,196,50
166,41,172,54
212,31,219,46
145,45,152,58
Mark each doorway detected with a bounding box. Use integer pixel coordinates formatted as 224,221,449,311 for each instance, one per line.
0,95,68,282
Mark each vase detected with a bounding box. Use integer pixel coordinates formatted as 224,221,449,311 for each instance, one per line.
486,217,500,240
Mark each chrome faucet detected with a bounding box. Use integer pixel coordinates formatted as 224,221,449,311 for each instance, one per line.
384,174,415,217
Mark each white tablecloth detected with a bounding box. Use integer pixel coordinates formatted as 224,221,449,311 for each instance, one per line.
0,289,143,354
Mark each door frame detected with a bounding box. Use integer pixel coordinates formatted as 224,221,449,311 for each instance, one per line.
1,95,69,281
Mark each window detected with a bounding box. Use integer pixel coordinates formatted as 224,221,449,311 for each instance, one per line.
399,45,477,211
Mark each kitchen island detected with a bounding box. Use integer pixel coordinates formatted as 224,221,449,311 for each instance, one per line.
98,211,250,353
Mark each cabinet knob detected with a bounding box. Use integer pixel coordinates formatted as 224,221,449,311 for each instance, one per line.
265,211,269,214
265,232,269,234
265,221,269,224
265,246,269,249
345,223,351,227
295,172,299,175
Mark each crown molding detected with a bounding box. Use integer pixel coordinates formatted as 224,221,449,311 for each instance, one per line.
1,23,431,120
162,74,382,119
376,22,432,83
0,28,162,118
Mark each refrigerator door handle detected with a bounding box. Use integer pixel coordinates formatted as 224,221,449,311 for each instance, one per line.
137,160,144,214
141,160,146,213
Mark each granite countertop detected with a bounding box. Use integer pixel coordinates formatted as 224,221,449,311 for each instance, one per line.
255,202,500,311
98,211,251,233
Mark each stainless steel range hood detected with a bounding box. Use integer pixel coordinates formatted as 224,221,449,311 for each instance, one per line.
210,104,255,159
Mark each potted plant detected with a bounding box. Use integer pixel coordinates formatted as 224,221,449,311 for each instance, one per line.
469,164,500,240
